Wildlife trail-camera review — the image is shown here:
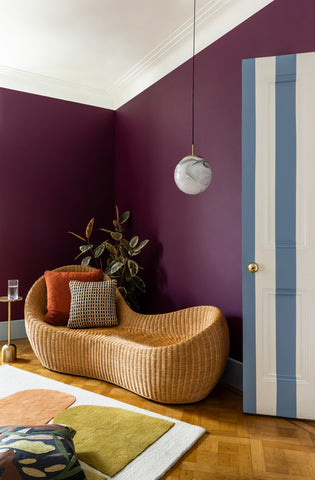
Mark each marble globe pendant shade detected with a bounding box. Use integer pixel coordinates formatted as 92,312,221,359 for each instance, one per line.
174,0,212,195
174,150,212,195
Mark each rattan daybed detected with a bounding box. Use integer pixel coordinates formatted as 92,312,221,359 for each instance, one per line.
25,265,229,404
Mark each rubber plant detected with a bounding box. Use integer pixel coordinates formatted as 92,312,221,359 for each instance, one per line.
69,206,149,311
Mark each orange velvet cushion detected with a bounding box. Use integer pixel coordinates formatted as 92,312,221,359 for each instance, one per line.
43,270,104,325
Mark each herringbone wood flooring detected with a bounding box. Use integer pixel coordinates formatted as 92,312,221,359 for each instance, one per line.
1,338,314,479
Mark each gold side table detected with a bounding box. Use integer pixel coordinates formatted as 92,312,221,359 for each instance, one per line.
0,296,23,363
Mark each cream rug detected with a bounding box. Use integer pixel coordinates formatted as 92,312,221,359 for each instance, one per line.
0,365,205,480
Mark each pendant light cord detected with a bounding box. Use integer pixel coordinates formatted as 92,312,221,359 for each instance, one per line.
192,0,196,156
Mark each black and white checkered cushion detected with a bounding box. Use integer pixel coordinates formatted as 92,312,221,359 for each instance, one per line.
67,280,118,328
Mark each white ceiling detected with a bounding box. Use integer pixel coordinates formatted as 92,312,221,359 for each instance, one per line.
0,0,273,110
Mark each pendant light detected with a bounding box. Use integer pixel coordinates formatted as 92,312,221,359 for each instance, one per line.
174,0,212,195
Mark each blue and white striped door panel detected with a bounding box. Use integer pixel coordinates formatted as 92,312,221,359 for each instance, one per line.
242,52,315,420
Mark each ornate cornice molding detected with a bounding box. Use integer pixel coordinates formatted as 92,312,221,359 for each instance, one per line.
0,0,273,110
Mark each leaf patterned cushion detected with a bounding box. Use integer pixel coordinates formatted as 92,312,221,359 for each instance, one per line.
0,424,86,480
67,280,118,329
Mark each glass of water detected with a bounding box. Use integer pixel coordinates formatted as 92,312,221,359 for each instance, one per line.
8,280,19,300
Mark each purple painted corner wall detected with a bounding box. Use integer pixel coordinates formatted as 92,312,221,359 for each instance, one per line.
115,0,315,361
0,88,115,321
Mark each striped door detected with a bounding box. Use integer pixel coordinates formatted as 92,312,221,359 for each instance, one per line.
242,52,315,419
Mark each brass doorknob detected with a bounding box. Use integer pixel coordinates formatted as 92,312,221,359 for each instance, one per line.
248,262,259,273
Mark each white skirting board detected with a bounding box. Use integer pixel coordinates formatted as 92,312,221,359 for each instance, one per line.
221,357,243,391
0,319,26,341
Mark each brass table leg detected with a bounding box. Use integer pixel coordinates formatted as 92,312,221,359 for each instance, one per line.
1,343,16,362
1,300,16,363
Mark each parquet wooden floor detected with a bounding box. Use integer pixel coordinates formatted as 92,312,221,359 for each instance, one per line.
1,338,314,480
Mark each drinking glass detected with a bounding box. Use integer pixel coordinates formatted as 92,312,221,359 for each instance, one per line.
8,280,19,300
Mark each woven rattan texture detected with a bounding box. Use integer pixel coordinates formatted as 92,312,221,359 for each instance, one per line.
24,265,230,404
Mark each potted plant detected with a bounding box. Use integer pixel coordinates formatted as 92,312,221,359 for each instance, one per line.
69,207,149,311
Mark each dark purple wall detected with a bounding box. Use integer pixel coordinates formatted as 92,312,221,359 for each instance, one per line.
0,88,115,321
115,0,315,361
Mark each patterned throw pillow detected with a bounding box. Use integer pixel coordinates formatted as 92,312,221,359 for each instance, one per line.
67,280,118,329
0,424,86,480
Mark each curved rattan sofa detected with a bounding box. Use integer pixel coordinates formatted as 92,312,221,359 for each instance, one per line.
25,265,229,404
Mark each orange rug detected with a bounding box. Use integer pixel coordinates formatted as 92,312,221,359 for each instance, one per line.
0,389,76,425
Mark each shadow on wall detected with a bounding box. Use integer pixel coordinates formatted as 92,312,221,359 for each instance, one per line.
141,235,177,315
226,316,242,362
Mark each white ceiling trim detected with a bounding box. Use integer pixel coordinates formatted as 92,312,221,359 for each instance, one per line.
0,0,274,111
0,65,114,109
109,0,233,93
110,0,274,108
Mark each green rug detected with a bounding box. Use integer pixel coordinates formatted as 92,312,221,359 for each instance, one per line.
84,470,104,480
53,405,174,477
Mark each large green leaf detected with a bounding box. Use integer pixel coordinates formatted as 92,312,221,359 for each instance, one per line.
138,239,149,250
130,236,139,248
105,243,117,255
132,239,149,255
85,218,94,240
118,286,127,298
119,245,129,258
128,260,139,277
81,256,91,266
105,262,114,274
132,276,146,293
94,243,105,258
110,261,123,274
119,210,130,224
80,244,91,252
111,231,123,241
120,238,130,248
131,247,143,255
